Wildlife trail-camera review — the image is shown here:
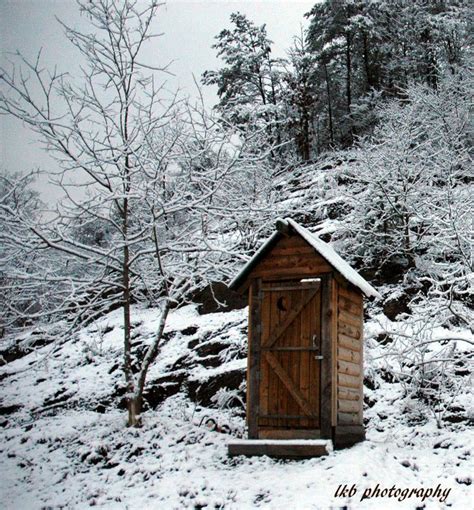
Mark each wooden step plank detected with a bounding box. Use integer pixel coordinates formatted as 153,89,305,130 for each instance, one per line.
258,429,320,440
228,439,333,458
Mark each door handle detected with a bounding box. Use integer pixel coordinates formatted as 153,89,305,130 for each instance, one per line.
314,355,324,360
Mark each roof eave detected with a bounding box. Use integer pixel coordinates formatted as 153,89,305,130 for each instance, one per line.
228,231,282,293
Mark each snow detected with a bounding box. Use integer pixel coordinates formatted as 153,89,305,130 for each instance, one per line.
1,394,472,509
229,439,333,453
230,439,331,446
230,218,381,299
286,218,381,299
1,303,472,509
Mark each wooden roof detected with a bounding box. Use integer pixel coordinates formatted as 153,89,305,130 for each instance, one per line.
230,218,381,299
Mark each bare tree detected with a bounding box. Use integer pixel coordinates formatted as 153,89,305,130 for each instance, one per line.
0,0,250,426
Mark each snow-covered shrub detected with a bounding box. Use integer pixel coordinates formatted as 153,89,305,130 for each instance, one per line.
211,382,246,412
336,72,472,289
372,311,472,428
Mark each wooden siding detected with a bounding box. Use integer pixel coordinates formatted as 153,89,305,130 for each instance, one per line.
248,234,332,280
247,279,262,438
243,229,367,446
336,282,364,427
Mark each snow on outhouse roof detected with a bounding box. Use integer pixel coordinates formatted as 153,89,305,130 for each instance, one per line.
230,217,381,299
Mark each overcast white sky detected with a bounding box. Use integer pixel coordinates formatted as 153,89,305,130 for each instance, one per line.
0,0,315,200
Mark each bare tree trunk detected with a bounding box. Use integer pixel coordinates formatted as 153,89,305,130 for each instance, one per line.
128,396,142,428
301,108,310,161
345,33,353,144
136,300,171,407
121,196,137,426
363,32,375,91
323,63,335,147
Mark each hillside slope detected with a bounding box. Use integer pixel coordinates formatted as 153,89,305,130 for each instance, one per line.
1,301,472,509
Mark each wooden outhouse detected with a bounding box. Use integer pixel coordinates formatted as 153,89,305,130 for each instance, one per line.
228,218,380,456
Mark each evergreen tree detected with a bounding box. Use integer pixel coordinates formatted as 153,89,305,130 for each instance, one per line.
281,32,319,161
305,0,470,150
202,12,283,149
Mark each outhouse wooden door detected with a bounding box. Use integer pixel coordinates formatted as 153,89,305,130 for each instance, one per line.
257,279,322,437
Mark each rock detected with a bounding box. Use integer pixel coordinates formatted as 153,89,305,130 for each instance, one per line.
108,362,120,374
181,326,198,336
0,333,52,364
198,356,224,368
195,341,228,358
94,403,107,414
0,404,22,415
383,294,411,320
379,368,395,383
454,360,470,377
187,338,200,350
434,440,451,449
192,282,247,314
142,372,186,410
374,333,394,345
170,354,193,372
364,375,378,390
443,412,469,424
42,389,73,408
376,260,411,285
364,394,377,408
187,368,245,407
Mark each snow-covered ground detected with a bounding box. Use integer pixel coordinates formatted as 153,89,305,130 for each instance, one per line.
1,304,472,509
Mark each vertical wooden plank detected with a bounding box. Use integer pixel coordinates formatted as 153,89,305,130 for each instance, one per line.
246,285,252,430
275,283,292,428
308,286,320,429
314,287,322,429
299,287,310,428
290,287,301,429
332,278,338,427
259,286,270,427
267,282,279,427
320,273,333,439
248,278,262,439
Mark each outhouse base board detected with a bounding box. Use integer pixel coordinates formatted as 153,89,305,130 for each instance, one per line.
333,425,366,449
227,439,333,458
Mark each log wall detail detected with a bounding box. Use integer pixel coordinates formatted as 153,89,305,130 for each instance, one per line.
336,282,364,429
